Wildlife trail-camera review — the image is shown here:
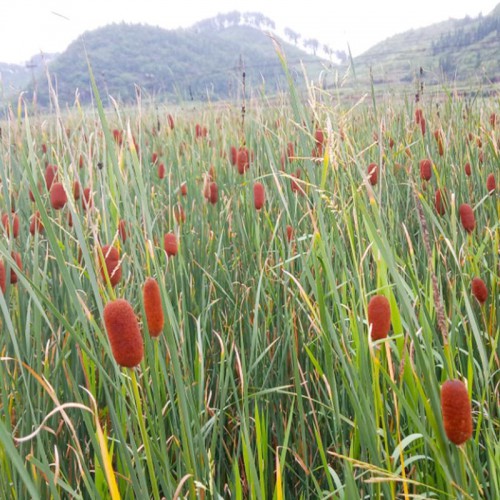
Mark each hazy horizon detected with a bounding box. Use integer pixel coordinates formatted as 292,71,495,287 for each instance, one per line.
1,0,499,65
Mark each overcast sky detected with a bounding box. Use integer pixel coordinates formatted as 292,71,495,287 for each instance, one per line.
1,0,499,64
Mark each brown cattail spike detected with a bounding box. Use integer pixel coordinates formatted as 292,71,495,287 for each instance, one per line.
164,233,178,257
441,379,473,445
367,163,378,185
100,245,122,287
50,182,68,210
459,204,475,233
0,260,5,293
486,173,496,194
471,277,488,305
143,277,164,337
419,159,432,181
367,295,391,341
253,182,265,210
103,299,143,367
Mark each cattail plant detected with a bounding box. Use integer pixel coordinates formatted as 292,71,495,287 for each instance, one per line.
367,163,378,185
44,164,58,190
230,146,237,166
237,147,249,174
173,204,186,224
435,188,447,216
100,245,122,287
0,260,5,293
112,129,123,145
313,128,324,157
167,114,175,130
420,159,432,181
2,213,19,238
118,219,127,242
367,295,391,341
157,163,166,179
464,162,471,177
253,182,265,210
420,117,426,136
208,182,218,205
471,277,488,305
414,108,423,124
486,173,496,194
143,277,164,337
434,130,444,156
286,225,294,242
9,252,22,285
103,299,143,367
73,181,81,200
50,182,68,210
459,204,475,233
83,187,93,210
164,233,178,257
180,182,188,196
440,379,473,445
29,211,44,235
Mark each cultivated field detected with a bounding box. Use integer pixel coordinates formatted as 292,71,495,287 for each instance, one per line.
0,75,498,499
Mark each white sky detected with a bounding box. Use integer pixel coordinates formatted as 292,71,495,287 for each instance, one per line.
1,0,499,64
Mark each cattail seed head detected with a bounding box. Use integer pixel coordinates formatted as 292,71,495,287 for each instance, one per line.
2,213,19,238
100,245,122,287
367,163,378,185
459,204,475,233
286,225,293,242
0,260,5,293
44,164,58,190
73,181,81,200
143,277,164,337
367,295,391,341
471,277,488,305
118,219,127,242
419,159,432,181
112,129,123,145
208,181,218,205
415,108,423,125
237,147,249,174
230,146,237,166
157,163,166,179
103,299,143,367
50,182,67,210
440,379,473,445
486,173,496,194
164,233,178,257
83,187,93,210
173,203,186,224
464,162,471,177
420,117,426,135
435,188,447,216
10,252,22,285
180,182,188,196
167,114,175,130
30,211,44,235
253,182,265,210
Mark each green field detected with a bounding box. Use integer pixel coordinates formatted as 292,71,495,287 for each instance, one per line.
0,65,498,499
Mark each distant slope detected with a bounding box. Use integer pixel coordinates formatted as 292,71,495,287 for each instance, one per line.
26,19,325,106
353,4,500,85
0,63,31,101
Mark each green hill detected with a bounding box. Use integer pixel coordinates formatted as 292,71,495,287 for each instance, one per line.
353,3,500,86
25,16,325,107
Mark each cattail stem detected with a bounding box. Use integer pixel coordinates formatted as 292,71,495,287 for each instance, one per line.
413,187,450,352
129,369,160,500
